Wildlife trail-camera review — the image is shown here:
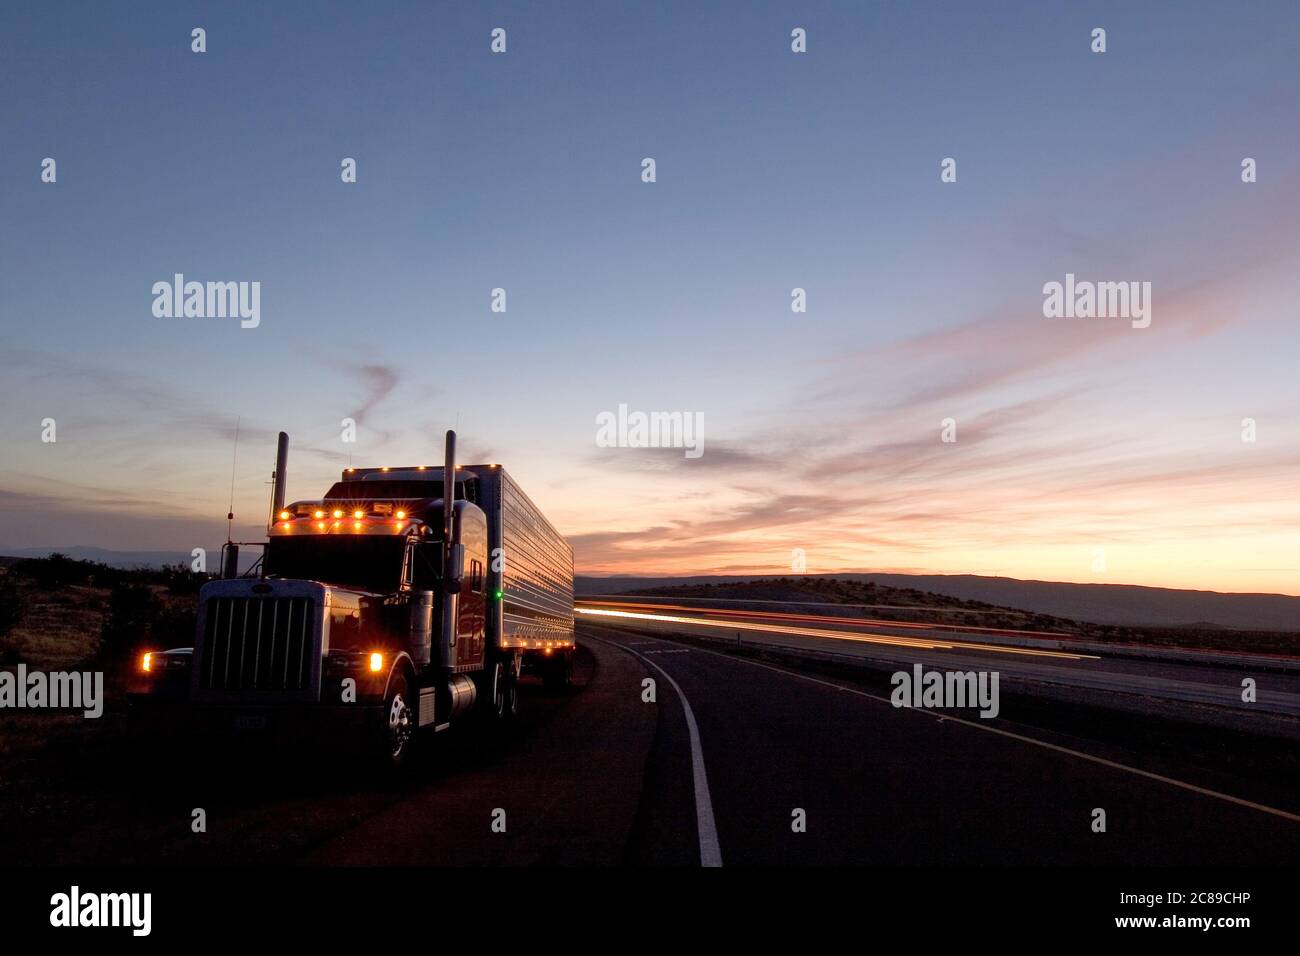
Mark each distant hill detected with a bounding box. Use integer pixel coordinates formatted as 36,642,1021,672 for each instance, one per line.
577,572,1300,631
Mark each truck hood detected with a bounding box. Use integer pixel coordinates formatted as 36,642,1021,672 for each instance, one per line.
198,577,366,608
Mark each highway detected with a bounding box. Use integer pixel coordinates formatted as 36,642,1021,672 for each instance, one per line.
3,620,1298,867
576,599,1300,718
578,622,1300,866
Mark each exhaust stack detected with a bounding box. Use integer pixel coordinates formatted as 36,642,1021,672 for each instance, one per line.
442,430,455,545
441,430,461,666
269,431,289,527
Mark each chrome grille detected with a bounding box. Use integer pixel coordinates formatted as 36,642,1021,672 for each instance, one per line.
199,596,314,692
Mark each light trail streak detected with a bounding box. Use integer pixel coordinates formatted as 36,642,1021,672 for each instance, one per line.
576,607,1099,661
581,599,1069,639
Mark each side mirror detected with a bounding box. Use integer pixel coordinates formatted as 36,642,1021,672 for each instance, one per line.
444,543,465,594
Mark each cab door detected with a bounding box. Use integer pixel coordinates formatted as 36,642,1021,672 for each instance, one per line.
454,505,489,668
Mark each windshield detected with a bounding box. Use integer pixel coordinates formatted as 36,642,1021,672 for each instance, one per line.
265,535,406,593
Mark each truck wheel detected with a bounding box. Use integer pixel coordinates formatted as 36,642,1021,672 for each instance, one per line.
543,651,573,691
381,672,415,767
489,660,518,721
505,667,518,718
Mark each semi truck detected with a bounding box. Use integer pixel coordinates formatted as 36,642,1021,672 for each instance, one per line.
130,430,575,767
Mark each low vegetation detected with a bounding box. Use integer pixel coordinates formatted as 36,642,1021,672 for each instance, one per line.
0,554,210,672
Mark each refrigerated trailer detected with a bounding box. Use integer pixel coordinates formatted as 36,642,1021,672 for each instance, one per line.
129,431,574,767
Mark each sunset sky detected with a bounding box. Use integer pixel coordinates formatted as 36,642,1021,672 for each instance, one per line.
2,1,1299,594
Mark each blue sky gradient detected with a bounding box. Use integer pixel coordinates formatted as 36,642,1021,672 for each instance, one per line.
3,1,1299,591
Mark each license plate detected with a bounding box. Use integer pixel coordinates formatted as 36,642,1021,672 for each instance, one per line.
234,715,267,731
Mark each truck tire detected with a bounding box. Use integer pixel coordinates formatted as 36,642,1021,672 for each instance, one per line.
542,651,573,691
489,660,518,721
505,666,518,718
380,671,415,768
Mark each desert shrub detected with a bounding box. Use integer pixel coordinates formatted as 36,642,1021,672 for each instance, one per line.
11,553,102,588
0,575,28,664
98,582,162,664
0,575,26,636
159,562,209,596
153,603,198,648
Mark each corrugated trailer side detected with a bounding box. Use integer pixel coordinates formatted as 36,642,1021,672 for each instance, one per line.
472,467,574,651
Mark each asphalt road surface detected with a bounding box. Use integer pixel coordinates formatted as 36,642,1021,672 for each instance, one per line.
576,601,1300,717
5,621,1298,866
583,622,1300,866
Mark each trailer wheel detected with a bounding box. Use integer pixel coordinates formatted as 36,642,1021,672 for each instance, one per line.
381,672,415,767
542,651,573,691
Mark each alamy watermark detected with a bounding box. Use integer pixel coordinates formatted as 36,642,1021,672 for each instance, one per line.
50,886,151,936
0,664,103,718
152,273,260,328
891,664,999,718
1042,273,1151,329
596,403,704,459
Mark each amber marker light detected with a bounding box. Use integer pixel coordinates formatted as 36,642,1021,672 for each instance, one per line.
141,652,153,672
369,652,384,672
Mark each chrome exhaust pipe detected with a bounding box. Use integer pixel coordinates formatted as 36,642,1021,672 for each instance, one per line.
441,430,459,667
269,431,289,527
442,430,455,545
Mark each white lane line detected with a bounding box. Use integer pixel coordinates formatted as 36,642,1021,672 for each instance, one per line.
595,625,1300,827
589,632,723,867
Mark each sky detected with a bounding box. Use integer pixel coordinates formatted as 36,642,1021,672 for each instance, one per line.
2,1,1299,594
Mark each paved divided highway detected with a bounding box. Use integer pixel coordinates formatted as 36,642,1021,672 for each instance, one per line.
9,619,1298,866
577,599,1300,717
579,622,1300,866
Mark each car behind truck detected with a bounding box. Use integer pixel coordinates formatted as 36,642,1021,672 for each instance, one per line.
131,430,574,767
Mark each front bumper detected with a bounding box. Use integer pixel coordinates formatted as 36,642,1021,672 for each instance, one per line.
128,696,384,746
